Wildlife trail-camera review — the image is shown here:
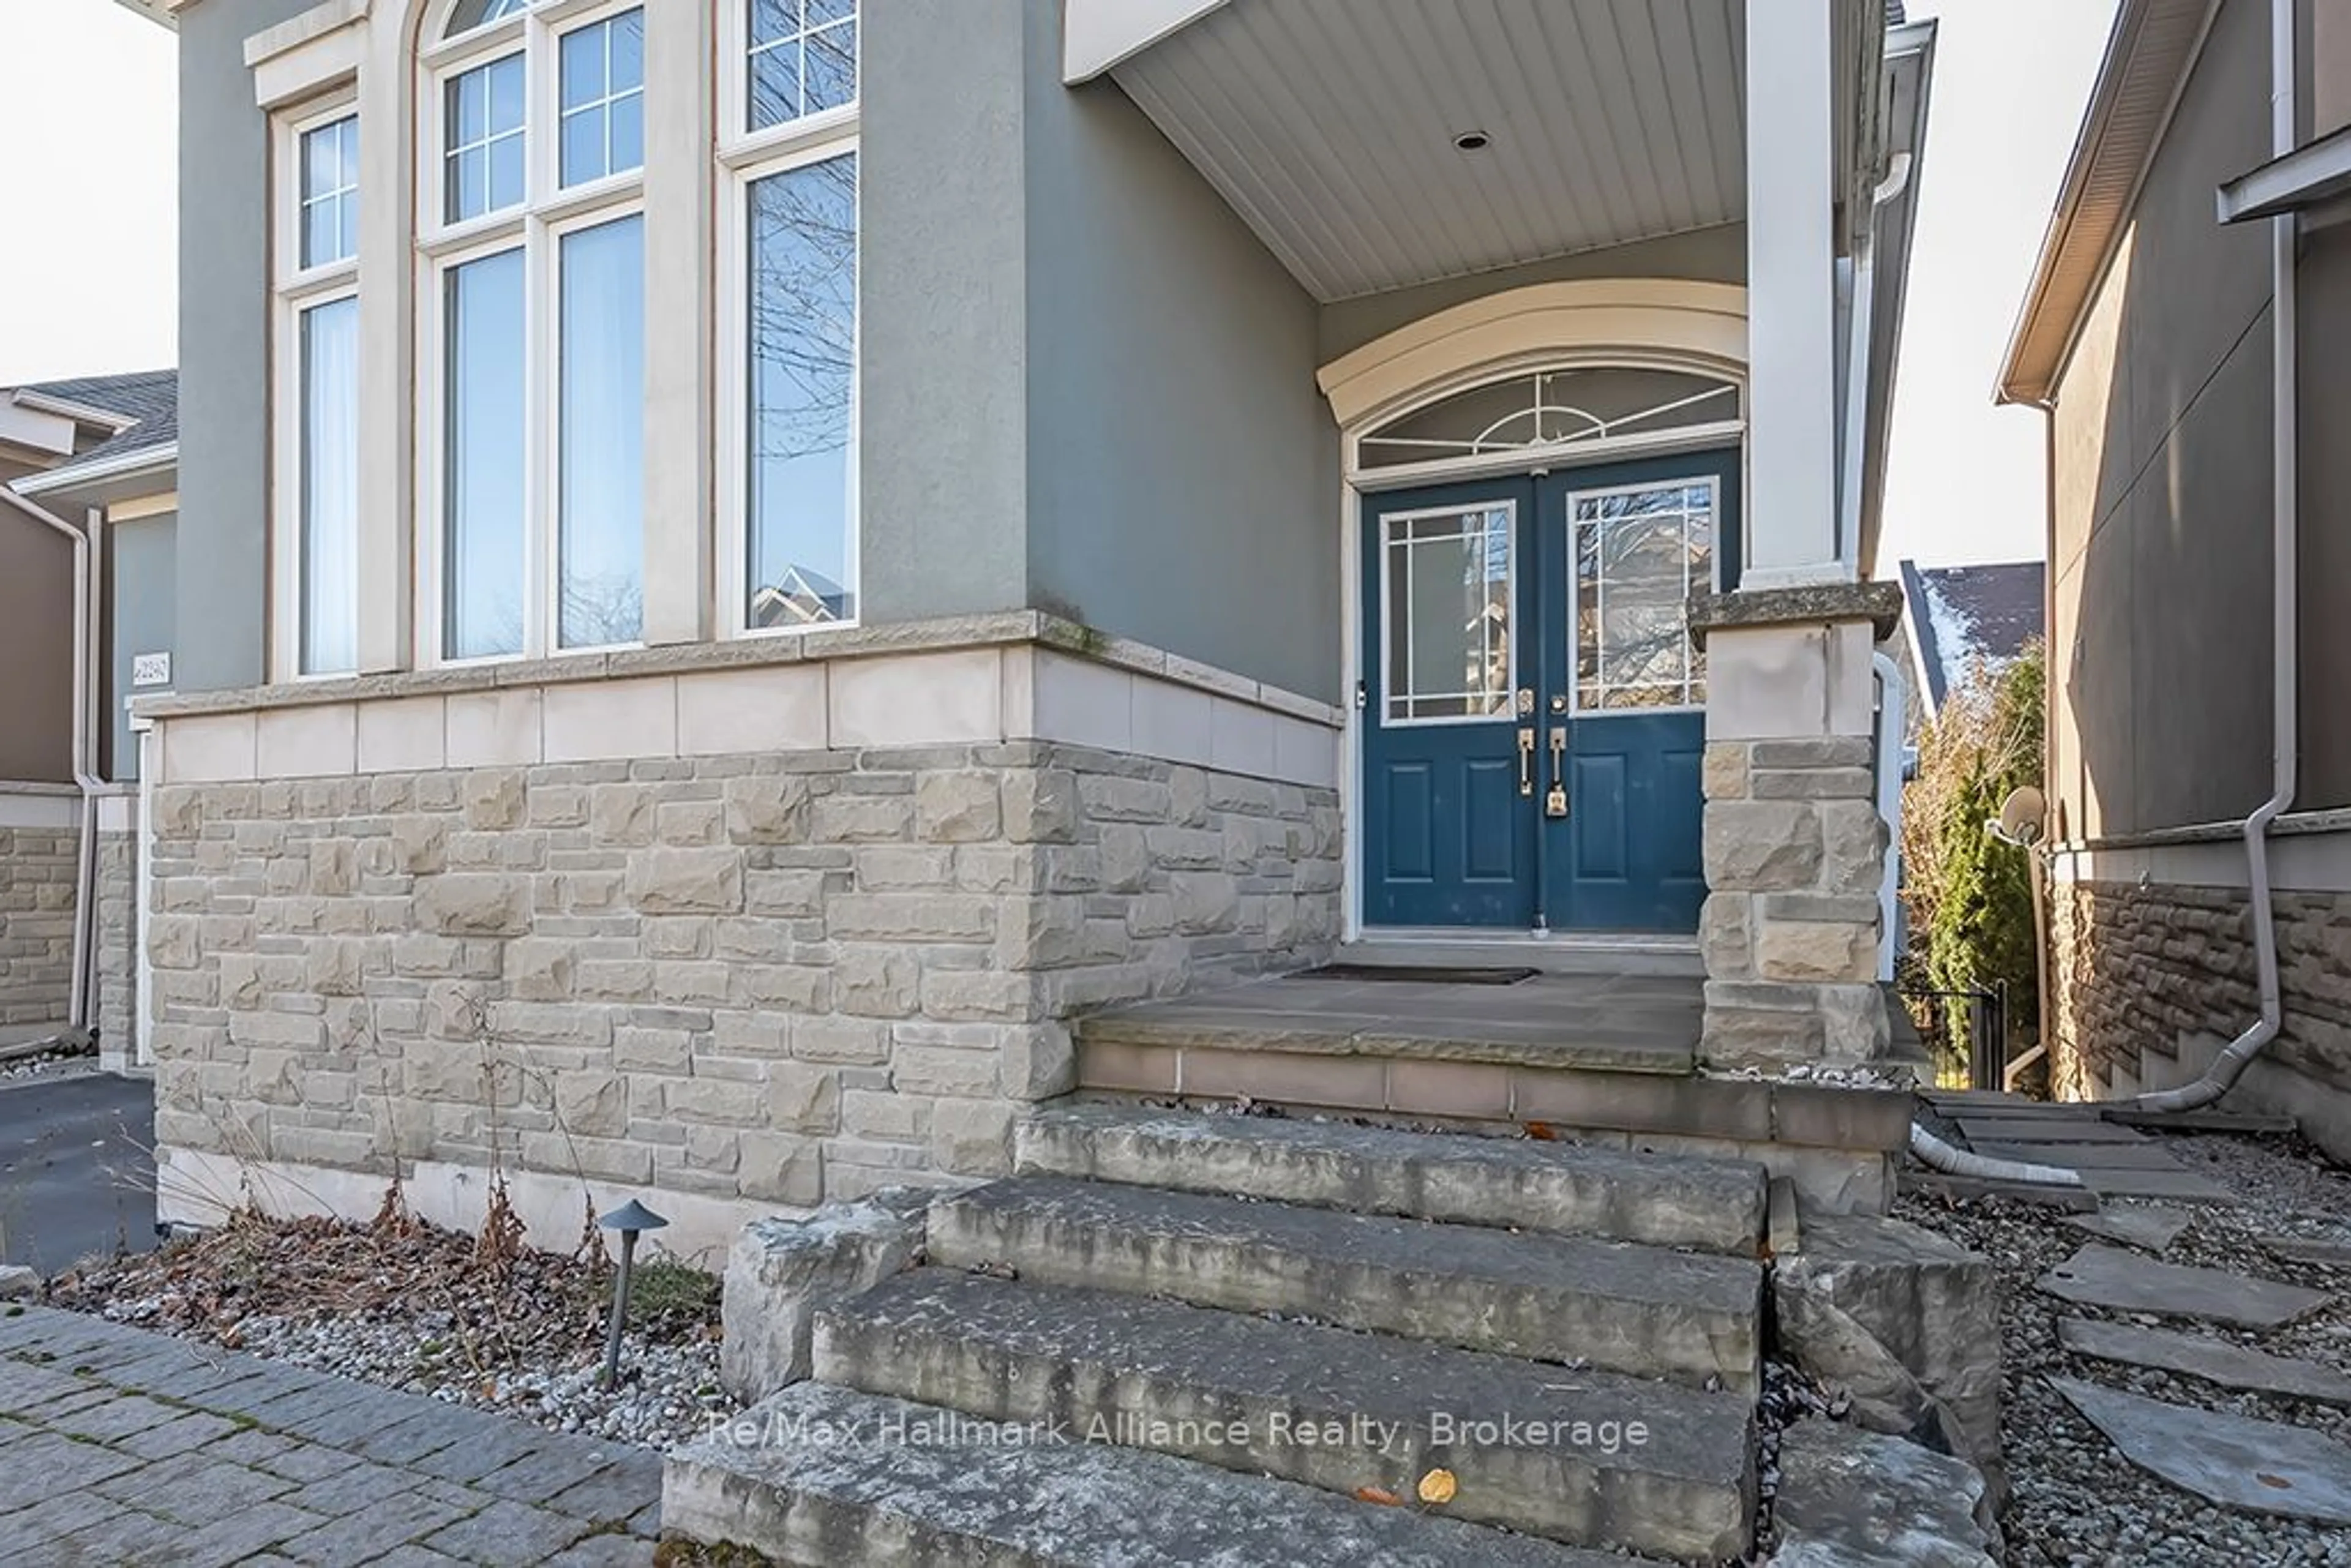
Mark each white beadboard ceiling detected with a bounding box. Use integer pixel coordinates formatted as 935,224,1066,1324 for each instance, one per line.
1109,0,1749,302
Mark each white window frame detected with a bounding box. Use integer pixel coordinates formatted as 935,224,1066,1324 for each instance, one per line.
1375,500,1520,730
271,88,362,683
719,0,860,639
416,0,649,667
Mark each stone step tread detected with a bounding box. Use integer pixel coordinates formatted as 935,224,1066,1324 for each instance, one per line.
825,1267,1753,1480
1018,1101,1766,1255
928,1176,1763,1394
936,1175,1763,1316
665,1382,1637,1567
816,1269,1753,1560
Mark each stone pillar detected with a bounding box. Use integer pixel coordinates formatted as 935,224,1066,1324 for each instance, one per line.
1693,583,1903,1067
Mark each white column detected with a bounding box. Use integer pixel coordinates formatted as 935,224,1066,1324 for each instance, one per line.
1742,0,1845,587
352,23,416,673
354,21,415,673
640,1,716,647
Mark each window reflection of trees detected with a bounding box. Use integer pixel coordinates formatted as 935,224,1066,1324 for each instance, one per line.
1576,485,1712,710
747,153,856,623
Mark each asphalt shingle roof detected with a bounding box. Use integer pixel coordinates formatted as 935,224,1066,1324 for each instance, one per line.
1898,559,2045,712
12,369,178,480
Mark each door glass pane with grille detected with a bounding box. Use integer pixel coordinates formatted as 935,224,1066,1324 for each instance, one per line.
1381,505,1513,722
1572,479,1714,711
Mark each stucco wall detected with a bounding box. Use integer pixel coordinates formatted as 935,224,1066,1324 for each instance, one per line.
2296,222,2351,809
108,512,177,783
177,0,313,696
0,509,75,784
858,0,1035,629
2046,0,2279,842
1022,31,1338,702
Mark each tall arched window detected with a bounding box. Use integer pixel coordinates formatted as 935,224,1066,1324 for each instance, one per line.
419,0,647,661
722,1,860,632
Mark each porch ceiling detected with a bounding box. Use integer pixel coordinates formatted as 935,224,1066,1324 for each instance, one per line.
1108,0,1749,303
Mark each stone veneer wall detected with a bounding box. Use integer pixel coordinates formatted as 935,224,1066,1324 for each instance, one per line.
95,827,139,1057
0,822,79,1037
148,739,1339,1237
1698,735,1889,1064
2049,878,2351,1156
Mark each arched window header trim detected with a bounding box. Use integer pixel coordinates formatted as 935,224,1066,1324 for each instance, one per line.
1316,279,1750,435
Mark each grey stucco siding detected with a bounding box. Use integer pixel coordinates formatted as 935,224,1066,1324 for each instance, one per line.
857,0,1036,629
0,512,74,784
178,0,315,696
1022,37,1338,703
2047,0,2279,841
108,514,177,783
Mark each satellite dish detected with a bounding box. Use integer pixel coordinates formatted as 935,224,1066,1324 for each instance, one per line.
1997,786,2047,846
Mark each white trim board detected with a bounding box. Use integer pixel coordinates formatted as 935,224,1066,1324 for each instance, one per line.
0,789,80,830
2050,828,2351,895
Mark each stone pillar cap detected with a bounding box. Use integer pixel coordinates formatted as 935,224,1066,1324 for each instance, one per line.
1687,581,1905,648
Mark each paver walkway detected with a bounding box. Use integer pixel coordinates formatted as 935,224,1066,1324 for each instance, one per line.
0,1305,661,1566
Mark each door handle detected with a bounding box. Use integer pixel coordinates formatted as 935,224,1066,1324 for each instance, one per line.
1546,727,1569,818
1517,728,1535,797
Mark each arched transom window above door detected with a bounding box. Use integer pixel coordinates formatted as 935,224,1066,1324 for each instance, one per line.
1359,366,1741,473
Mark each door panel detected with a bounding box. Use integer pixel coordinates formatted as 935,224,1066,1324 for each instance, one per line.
1359,481,1534,929
1534,448,1740,933
1357,451,1736,934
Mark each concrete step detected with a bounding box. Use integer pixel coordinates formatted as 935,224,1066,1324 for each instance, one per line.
1018,1101,1766,1256
665,1381,1639,1567
926,1176,1764,1395
1339,934,1704,977
816,1269,1755,1561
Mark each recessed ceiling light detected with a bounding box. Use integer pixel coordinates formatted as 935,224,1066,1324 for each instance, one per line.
1452,130,1492,152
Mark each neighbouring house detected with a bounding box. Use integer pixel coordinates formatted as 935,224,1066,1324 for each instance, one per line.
1896,558,2046,719
118,0,1937,1257
0,370,178,1054
2000,0,2351,1155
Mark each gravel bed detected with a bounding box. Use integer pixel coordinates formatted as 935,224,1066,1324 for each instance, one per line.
1897,1131,2351,1567
0,1036,100,1086
45,1206,736,1452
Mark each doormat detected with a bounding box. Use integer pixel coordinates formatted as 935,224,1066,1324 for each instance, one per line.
1299,964,1538,986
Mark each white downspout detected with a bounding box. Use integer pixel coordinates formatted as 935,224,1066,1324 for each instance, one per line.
1872,651,1907,982
1839,152,1914,571
2132,0,2299,1113
7,492,102,1034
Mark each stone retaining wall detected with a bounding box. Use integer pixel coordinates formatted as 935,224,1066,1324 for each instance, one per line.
0,822,78,1038
2050,877,2351,1154
147,738,1340,1228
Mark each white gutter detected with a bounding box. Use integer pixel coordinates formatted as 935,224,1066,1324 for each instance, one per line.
0,488,103,1034
15,441,178,498
2132,0,2298,1113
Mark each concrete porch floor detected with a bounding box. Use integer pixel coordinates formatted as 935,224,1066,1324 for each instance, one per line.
1086,971,1704,1075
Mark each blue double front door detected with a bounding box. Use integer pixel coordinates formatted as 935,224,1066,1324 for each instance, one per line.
1359,449,1739,933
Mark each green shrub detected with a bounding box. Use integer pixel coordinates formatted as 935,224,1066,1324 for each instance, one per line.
1900,640,2044,1074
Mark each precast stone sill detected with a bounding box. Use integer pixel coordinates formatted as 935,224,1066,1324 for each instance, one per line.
131,611,1345,729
